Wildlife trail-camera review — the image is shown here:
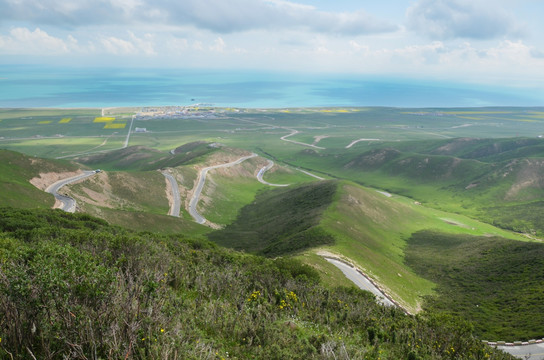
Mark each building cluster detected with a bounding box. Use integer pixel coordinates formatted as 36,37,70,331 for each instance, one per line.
135,105,217,120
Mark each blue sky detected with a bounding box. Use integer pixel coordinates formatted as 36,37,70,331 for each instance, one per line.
1,0,543,89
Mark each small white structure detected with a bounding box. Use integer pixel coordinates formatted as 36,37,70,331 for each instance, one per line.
134,127,147,133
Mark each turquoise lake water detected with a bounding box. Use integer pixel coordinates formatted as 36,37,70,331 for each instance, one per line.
0,65,542,108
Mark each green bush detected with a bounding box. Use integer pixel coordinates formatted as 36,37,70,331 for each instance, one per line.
0,208,514,359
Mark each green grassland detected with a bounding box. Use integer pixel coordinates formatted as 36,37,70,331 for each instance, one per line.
4,107,542,160
3,106,544,343
78,206,211,235
210,178,525,315
289,137,544,236
0,149,80,208
198,159,268,225
77,142,218,171
209,181,337,255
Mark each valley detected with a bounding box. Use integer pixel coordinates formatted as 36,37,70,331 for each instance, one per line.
2,106,544,358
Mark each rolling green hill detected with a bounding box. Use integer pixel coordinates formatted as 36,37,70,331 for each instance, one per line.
0,207,514,359
0,149,79,208
291,138,544,235
77,142,217,171
208,181,337,256
405,230,544,341
210,178,523,314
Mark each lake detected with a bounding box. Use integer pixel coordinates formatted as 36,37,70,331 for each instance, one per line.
0,65,541,108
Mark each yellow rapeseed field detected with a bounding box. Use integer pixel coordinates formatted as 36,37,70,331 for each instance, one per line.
441,111,511,115
59,118,72,124
457,116,483,120
104,123,126,129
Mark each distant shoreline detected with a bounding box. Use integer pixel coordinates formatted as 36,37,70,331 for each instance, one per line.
1,105,544,110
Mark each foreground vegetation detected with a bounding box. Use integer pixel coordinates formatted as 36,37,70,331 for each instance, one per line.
0,207,514,359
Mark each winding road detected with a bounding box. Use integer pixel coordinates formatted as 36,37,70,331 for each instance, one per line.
345,138,381,149
162,171,181,217
188,153,258,225
280,129,326,149
297,169,325,180
256,160,290,187
324,257,396,308
45,171,96,213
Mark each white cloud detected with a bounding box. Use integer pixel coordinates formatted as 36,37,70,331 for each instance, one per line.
406,0,521,40
0,0,398,36
100,36,137,55
128,32,156,55
209,37,226,52
0,27,71,54
349,40,369,53
99,32,157,55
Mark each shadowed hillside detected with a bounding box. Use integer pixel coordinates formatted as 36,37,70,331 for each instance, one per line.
208,181,337,256
405,230,544,340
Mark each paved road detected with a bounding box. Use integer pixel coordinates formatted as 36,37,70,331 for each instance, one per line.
297,168,325,180
281,129,325,149
124,115,135,148
496,343,544,359
324,257,396,308
188,153,258,225
45,171,96,213
162,171,181,217
345,138,380,149
257,160,290,187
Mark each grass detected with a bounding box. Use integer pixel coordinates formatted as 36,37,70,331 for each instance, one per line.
287,137,544,236
82,206,211,235
3,107,544,345
1,136,127,159
0,149,79,208
257,164,313,185
316,182,524,313
294,251,359,289
208,181,337,255
77,143,217,171
199,171,266,225
405,230,544,341
5,107,543,160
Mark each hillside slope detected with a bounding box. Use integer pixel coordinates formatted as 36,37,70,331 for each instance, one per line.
406,230,544,340
77,142,217,171
210,178,522,314
0,149,79,208
293,138,544,235
208,181,337,255
0,207,514,359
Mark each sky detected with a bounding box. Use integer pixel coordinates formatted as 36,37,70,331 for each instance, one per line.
1,0,544,88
